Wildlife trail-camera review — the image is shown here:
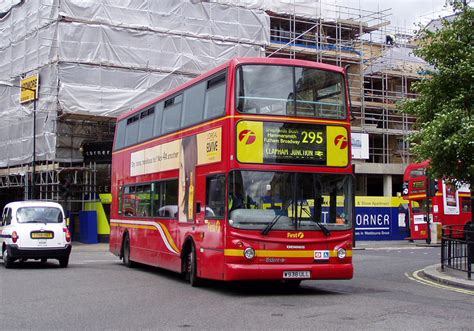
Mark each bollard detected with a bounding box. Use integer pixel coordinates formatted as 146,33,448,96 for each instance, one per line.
466,223,473,280
430,222,442,244
441,226,445,271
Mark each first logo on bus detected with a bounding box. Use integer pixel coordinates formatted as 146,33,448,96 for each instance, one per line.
239,130,257,145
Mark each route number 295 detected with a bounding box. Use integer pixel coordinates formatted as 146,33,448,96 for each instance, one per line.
301,131,323,144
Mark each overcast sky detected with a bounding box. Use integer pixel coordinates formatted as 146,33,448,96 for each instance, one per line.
334,0,455,31
0,0,461,33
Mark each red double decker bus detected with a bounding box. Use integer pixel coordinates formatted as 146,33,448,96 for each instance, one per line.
403,160,471,241
109,58,354,286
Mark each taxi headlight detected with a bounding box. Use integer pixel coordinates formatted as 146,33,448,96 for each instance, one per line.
244,247,256,260
337,248,347,259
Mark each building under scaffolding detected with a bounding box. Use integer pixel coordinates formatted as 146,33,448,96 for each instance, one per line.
0,0,426,230
0,0,268,210
261,2,424,196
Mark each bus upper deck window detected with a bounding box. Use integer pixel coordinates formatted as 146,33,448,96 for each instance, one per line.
410,168,425,178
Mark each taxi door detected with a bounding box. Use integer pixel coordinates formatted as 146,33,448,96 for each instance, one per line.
0,207,12,248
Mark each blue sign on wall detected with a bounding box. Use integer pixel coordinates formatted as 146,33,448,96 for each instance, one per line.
354,197,409,241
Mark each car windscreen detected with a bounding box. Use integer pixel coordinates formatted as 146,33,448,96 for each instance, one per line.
16,207,63,224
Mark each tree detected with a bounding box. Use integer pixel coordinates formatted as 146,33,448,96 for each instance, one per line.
401,6,473,191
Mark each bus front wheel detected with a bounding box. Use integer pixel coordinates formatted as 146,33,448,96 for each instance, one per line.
188,243,202,287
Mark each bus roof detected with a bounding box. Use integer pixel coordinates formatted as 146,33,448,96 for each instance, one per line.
403,160,430,180
116,57,345,122
404,160,430,172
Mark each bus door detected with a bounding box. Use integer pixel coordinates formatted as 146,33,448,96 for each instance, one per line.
197,173,226,279
409,199,431,240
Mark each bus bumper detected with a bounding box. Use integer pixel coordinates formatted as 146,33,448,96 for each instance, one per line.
223,262,353,281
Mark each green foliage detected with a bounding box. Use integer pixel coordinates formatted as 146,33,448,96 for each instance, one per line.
401,7,474,186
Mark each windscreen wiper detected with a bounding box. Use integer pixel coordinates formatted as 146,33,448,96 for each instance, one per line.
316,90,341,100
300,206,331,237
261,214,282,236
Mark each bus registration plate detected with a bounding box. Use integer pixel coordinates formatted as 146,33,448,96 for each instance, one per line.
283,271,311,279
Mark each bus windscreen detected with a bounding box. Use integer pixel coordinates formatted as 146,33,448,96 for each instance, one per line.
228,170,353,232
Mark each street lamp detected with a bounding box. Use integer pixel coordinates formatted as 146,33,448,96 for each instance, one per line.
0,79,38,200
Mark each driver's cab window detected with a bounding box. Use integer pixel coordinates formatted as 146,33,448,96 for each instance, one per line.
411,199,431,213
206,175,225,218
228,173,256,212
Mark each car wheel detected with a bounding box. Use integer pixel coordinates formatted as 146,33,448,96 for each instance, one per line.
41,258,47,263
59,256,69,268
188,243,202,287
122,234,135,268
3,248,14,269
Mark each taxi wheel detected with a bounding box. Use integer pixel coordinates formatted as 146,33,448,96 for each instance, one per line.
3,248,13,269
59,256,69,268
189,244,202,287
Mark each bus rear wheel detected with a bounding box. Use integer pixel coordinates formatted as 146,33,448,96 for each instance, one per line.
122,234,135,268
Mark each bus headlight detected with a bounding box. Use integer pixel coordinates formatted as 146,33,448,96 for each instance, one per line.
337,248,347,259
244,247,256,260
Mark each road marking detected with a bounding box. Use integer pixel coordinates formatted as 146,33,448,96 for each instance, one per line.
70,260,117,265
406,270,474,296
82,260,116,263
365,247,429,251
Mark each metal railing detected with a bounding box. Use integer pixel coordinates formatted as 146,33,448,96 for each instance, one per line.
441,224,473,280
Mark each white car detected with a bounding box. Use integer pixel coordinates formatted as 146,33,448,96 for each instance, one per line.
0,201,72,268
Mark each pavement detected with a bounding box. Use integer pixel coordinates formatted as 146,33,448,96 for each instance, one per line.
72,242,110,252
354,240,473,290
71,240,474,290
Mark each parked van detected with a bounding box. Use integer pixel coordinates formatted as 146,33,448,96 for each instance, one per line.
0,201,72,268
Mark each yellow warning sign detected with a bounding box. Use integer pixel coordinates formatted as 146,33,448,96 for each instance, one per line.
20,74,39,104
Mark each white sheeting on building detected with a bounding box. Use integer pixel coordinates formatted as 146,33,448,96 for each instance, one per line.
0,0,269,167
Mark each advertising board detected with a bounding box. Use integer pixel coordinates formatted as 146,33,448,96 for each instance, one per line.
355,197,409,241
236,120,349,167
